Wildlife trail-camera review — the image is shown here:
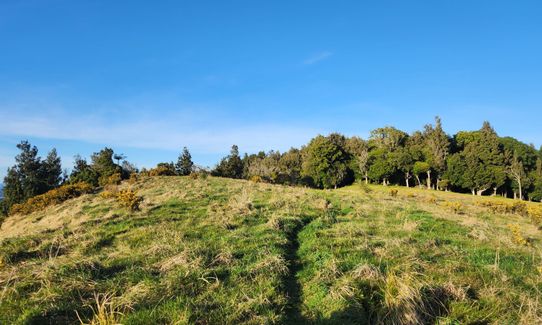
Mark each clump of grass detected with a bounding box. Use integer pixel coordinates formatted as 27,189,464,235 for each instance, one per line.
380,270,425,325
77,293,128,325
389,189,398,198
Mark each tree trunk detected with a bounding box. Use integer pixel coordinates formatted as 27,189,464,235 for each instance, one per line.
426,170,431,190
405,174,410,188
518,179,523,200
477,188,489,196
364,172,368,185
415,175,422,188
492,187,497,196
471,189,476,196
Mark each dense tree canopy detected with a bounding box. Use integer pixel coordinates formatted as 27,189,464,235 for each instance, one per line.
302,134,352,189
3,141,63,210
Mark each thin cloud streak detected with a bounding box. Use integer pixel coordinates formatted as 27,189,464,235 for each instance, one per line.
303,51,333,65
0,110,318,154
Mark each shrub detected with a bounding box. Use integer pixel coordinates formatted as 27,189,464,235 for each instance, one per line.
106,173,122,186
100,190,118,199
128,173,139,184
249,175,263,183
190,170,209,180
507,224,529,246
149,165,176,176
10,183,94,215
527,206,542,225
116,189,143,211
442,201,464,214
477,200,528,216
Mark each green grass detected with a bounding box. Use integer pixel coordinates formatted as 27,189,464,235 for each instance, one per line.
1,177,541,324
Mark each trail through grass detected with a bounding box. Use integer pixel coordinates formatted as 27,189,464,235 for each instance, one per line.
1,177,541,324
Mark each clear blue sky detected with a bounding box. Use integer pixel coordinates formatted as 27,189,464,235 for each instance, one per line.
1,0,541,179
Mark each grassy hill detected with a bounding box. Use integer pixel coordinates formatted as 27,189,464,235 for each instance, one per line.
1,176,541,324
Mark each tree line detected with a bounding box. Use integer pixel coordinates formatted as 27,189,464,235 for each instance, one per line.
210,118,542,201
1,117,541,216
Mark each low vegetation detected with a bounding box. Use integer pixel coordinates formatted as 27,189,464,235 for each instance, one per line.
1,176,541,324
9,182,94,215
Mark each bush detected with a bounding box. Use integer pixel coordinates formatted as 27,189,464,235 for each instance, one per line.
106,173,122,186
190,170,209,180
477,200,528,216
149,165,176,176
442,201,464,214
10,183,94,215
128,173,139,184
249,175,263,183
100,190,118,199
116,189,143,211
527,206,542,225
507,224,529,246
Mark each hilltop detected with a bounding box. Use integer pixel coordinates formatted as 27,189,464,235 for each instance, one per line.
1,176,541,324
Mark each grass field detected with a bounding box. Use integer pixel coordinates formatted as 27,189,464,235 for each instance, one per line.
1,176,541,324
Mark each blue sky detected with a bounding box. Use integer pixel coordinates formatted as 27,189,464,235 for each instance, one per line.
1,0,542,179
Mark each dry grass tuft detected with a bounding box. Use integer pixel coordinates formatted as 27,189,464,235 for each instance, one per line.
77,293,129,325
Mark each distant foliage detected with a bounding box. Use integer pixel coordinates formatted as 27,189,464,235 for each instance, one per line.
9,182,94,215
148,163,176,176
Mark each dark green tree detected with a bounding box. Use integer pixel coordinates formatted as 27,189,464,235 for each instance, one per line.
43,148,63,189
423,117,450,189
69,155,100,186
91,148,121,185
176,147,194,176
302,134,352,189
2,141,51,209
212,145,244,179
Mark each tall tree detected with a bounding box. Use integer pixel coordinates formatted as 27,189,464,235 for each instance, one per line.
91,147,120,185
506,154,528,200
345,137,370,184
423,117,450,189
2,141,62,210
369,127,408,152
69,155,99,186
278,148,303,185
212,145,244,179
43,148,63,189
452,122,505,195
176,147,194,176
302,134,352,189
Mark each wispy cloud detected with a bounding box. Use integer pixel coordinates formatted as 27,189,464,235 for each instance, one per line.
0,108,317,154
303,51,333,65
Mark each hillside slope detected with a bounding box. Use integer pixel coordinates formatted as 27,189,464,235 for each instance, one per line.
1,176,541,324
